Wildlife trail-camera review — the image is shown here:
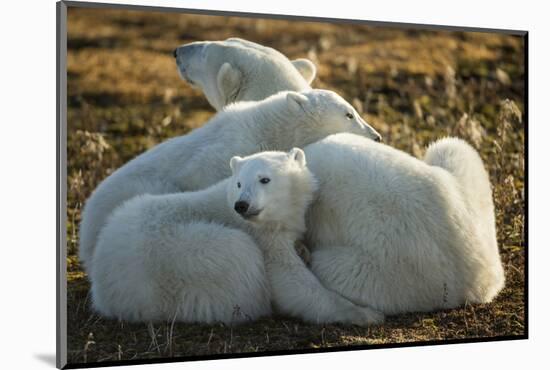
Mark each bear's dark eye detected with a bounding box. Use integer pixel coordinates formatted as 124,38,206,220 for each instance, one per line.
259,178,270,184
345,112,354,119
237,182,241,188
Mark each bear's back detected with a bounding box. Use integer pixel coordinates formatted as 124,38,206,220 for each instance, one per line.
304,133,462,251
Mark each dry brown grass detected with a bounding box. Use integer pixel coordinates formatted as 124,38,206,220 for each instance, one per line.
66,6,526,366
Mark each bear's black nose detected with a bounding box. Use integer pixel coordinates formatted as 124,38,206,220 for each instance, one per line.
234,201,249,214
173,48,178,58
374,135,382,143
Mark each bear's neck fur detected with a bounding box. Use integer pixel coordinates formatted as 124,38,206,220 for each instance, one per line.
244,93,321,151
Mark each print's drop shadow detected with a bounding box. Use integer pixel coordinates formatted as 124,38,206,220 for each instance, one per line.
34,353,56,367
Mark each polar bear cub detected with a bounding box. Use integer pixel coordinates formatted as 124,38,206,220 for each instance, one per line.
79,89,381,272
90,149,383,326
301,133,505,314
174,38,316,110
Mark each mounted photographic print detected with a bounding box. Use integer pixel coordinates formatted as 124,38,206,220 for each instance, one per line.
56,1,527,368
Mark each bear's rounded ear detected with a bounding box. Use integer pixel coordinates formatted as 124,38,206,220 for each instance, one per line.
292,58,317,84
229,156,243,173
286,92,309,114
217,63,243,105
289,148,306,167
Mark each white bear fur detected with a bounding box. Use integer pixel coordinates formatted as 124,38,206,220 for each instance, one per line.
303,134,505,314
79,89,381,272
90,150,383,325
175,38,316,110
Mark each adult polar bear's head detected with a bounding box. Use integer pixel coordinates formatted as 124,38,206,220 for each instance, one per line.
227,148,317,230
221,89,382,144
174,38,316,111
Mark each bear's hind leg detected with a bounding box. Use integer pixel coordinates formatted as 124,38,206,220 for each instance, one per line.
161,222,273,324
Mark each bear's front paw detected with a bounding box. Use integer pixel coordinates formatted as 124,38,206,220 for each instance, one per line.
294,239,311,266
348,305,384,326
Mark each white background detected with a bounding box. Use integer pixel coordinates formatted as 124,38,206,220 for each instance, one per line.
0,0,547,368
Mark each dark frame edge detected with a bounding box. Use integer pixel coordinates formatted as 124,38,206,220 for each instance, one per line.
57,1,68,369
523,32,529,339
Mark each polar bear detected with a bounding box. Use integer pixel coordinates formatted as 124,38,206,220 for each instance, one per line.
90,149,383,326
174,38,316,110
302,134,505,314
79,89,381,271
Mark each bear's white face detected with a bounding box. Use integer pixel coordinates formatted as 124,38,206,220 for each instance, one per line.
287,90,382,142
174,38,316,110
227,149,309,225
